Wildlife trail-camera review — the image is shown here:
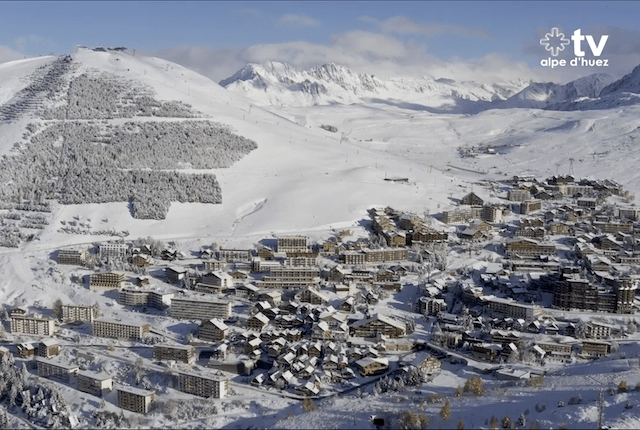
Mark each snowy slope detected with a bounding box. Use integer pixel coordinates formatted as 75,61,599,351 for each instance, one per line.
0,49,638,250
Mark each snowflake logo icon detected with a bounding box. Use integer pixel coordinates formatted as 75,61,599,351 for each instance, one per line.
540,27,570,57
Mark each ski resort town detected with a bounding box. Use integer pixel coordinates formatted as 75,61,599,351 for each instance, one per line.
2,173,640,427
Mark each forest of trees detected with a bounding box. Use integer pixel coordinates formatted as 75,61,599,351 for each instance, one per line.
40,72,203,120
0,89,257,219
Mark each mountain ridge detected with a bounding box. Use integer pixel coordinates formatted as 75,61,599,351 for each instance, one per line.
220,61,640,112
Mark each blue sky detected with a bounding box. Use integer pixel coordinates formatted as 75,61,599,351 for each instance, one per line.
2,1,640,83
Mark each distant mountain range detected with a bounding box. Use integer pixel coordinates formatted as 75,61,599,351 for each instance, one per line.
220,61,640,112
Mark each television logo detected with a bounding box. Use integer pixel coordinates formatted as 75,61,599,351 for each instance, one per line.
540,28,609,68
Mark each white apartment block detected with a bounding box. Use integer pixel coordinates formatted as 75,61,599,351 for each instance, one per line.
276,236,308,253
61,305,94,323
92,319,150,340
482,295,542,320
57,248,88,265
118,288,150,306
175,371,230,398
11,315,56,335
99,243,129,260
76,370,113,396
36,357,79,382
169,296,231,321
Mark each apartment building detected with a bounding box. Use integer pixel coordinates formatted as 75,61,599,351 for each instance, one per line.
56,248,88,265
36,357,79,382
482,295,541,321
98,243,128,260
276,236,308,253
89,272,126,291
61,305,94,323
418,296,446,315
217,249,252,262
169,296,231,321
92,319,150,340
76,370,113,396
175,371,230,398
153,344,196,364
116,385,155,414
11,315,56,335
257,266,319,289
505,238,556,258
118,288,150,306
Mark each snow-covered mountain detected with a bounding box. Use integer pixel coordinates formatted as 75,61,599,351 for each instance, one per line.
220,61,640,113
502,73,615,109
219,61,531,108
600,63,640,96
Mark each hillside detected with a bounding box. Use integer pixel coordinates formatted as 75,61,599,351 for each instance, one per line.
0,49,640,251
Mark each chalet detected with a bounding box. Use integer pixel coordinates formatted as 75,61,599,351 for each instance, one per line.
410,229,448,244
202,271,233,288
38,339,60,358
245,337,262,354
460,192,484,206
472,343,502,362
339,297,355,312
132,254,154,267
418,297,446,315
217,249,252,262
166,266,187,283
355,357,389,376
258,291,282,307
295,288,329,305
17,343,35,358
582,340,611,357
235,283,259,299
199,319,229,342
490,330,523,346
247,313,269,331
297,381,320,396
251,373,266,387
586,322,616,339
351,315,407,339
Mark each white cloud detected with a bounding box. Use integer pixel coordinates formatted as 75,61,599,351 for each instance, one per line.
275,13,320,29
360,15,493,39
150,30,545,86
0,45,25,64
